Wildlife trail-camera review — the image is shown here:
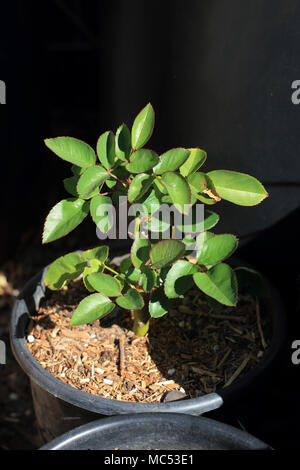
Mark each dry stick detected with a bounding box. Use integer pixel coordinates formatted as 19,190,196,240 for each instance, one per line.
224,355,251,387
46,332,56,355
201,311,246,322
256,297,267,350
119,335,125,378
216,347,232,369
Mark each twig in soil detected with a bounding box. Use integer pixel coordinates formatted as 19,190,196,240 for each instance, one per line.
46,332,56,355
216,347,232,369
224,355,251,387
119,335,125,377
202,311,246,322
255,298,267,350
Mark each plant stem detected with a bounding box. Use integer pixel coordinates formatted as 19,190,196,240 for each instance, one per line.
103,264,119,276
132,303,150,337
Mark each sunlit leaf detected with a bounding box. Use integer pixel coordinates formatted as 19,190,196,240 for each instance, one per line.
180,148,207,177
193,263,237,306
44,252,87,290
149,287,172,318
70,294,115,325
164,260,199,299
116,289,144,310
82,246,109,263
43,198,90,244
150,239,185,269
160,172,191,215
128,173,154,203
207,170,268,206
45,137,95,167
131,238,150,269
90,195,114,233
83,259,104,292
197,234,238,266
115,123,131,161
153,148,190,175
126,149,159,174
87,272,122,297
131,103,155,150
97,131,115,169
77,166,109,197
140,267,156,292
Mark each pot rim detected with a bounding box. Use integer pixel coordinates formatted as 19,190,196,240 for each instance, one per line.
40,412,271,450
10,255,287,416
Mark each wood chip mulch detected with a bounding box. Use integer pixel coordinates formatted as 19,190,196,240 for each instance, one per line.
26,278,272,403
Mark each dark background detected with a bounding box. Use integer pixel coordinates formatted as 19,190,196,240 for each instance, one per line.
1,0,300,449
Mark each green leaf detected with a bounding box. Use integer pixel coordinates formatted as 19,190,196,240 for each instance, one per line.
77,166,109,197
195,193,218,206
106,179,117,189
153,177,168,194
153,148,190,175
207,170,268,206
149,287,172,318
97,131,115,169
64,175,101,200
126,149,159,174
197,234,238,266
120,256,132,273
115,124,131,161
188,172,217,206
82,246,109,263
203,210,220,231
164,260,199,299
116,289,144,310
45,137,95,167
131,238,150,269
182,235,197,253
70,293,115,325
64,176,79,197
125,267,141,284
175,205,205,233
118,258,141,286
83,259,104,292
188,172,208,195
44,252,87,290
150,239,185,269
140,267,156,292
183,231,214,254
180,148,207,177
139,189,161,216
87,273,122,297
90,195,114,233
128,174,154,203
146,209,171,233
193,263,238,306
160,172,191,215
131,103,155,150
195,231,215,252
71,165,85,176
43,198,90,244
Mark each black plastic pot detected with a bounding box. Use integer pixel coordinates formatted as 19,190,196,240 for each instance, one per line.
40,413,271,450
10,259,286,445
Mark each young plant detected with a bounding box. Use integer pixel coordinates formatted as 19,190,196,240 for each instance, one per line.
43,103,268,337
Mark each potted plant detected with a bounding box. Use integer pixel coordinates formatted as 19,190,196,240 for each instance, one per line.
10,104,286,444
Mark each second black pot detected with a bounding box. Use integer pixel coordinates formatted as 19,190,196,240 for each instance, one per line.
40,413,271,450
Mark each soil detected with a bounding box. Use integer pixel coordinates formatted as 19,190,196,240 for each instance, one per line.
26,277,272,403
